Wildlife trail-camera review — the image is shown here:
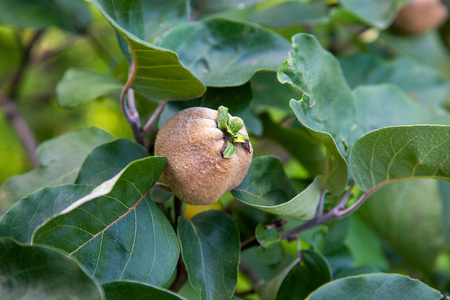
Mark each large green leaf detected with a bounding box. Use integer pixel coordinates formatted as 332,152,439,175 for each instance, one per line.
88,0,206,101
190,0,267,18
279,34,448,195
350,125,450,191
102,281,186,300
358,179,444,271
76,139,148,186
178,210,240,300
338,0,409,29
278,33,353,195
56,68,123,109
158,17,292,87
0,127,115,213
231,157,323,220
339,55,448,107
33,157,179,286
308,273,443,299
0,0,91,32
0,184,94,244
0,238,104,299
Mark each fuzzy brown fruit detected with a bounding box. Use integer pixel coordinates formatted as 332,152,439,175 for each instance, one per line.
154,107,253,205
392,0,448,34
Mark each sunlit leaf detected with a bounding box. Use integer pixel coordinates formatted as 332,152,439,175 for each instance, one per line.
350,125,450,191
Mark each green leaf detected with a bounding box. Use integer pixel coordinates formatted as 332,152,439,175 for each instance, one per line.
88,0,206,101
257,250,331,300
218,105,230,131
190,0,267,17
358,179,444,272
0,127,115,213
344,215,389,271
158,17,292,87
102,281,186,300
256,243,283,266
231,157,323,220
56,68,123,109
0,0,91,32
229,118,244,134
255,224,280,247
219,1,329,28
233,133,246,144
350,125,450,192
178,210,240,300
338,0,409,29
33,157,179,286
223,141,236,159
279,33,353,195
340,55,448,107
0,184,94,244
276,251,332,300
158,83,260,134
308,273,443,299
0,238,104,299
260,113,325,178
279,33,447,195
76,139,148,186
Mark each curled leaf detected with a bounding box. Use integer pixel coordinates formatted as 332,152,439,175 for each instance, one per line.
229,118,244,134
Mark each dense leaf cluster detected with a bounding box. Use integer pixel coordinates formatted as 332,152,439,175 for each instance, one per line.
0,0,449,299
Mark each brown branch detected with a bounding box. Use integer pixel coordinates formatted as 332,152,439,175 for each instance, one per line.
0,97,39,167
1,30,44,168
8,30,44,99
241,184,379,251
143,100,168,134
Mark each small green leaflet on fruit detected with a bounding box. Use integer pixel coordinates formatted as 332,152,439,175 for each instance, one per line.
217,106,251,159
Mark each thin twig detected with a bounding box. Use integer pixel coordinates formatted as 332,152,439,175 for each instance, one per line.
315,188,327,218
143,100,168,134
120,60,145,145
0,97,39,167
241,184,376,251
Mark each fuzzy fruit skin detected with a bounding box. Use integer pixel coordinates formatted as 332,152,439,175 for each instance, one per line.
155,107,253,205
392,0,448,34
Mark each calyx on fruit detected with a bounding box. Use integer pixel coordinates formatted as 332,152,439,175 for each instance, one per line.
154,106,253,205
392,0,448,34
